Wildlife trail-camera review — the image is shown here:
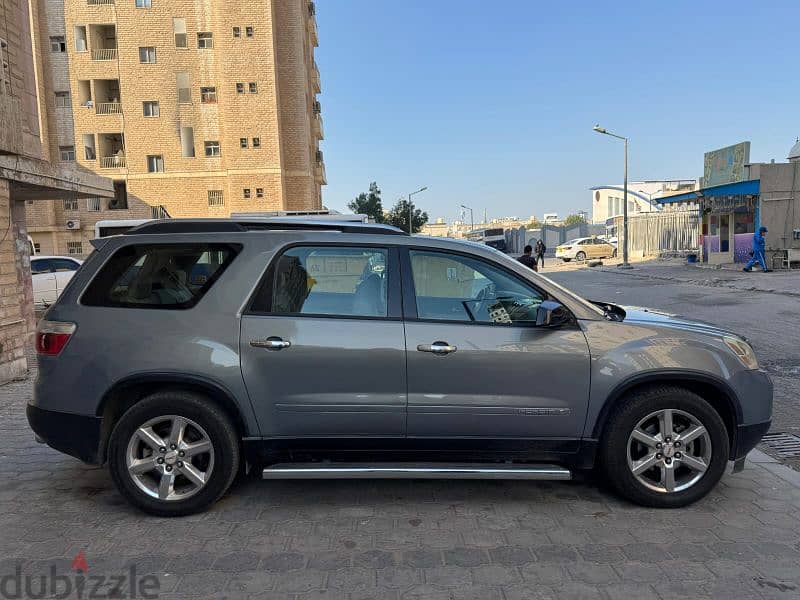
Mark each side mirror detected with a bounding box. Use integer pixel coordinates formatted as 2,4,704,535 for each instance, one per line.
536,300,568,327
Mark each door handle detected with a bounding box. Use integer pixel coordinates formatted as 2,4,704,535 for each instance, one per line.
250,337,291,350
417,341,457,355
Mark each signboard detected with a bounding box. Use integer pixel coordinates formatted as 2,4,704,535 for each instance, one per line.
703,142,750,187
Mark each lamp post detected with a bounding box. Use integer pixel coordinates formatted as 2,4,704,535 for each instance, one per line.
638,189,658,213
407,186,428,234
594,125,632,268
460,204,474,232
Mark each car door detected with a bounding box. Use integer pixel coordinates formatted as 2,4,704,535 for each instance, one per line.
402,248,591,440
240,244,408,438
30,258,57,305
50,258,82,298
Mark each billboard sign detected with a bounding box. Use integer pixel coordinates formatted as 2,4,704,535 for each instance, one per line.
703,142,751,187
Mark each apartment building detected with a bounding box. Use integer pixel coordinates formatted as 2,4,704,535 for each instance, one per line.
0,0,112,380
28,0,325,256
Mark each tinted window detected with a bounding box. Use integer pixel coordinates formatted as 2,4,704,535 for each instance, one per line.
50,258,80,272
82,244,239,309
251,246,389,318
410,250,545,324
31,259,52,274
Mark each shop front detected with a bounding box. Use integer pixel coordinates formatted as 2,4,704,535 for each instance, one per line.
698,180,759,265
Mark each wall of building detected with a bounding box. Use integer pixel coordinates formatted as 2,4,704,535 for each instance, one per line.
758,162,800,252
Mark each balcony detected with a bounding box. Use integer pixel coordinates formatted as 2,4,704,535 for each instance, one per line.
307,3,319,47
311,61,321,93
87,0,114,4
91,48,117,61
96,102,121,115
97,133,124,169
100,155,126,169
313,112,324,140
314,150,326,185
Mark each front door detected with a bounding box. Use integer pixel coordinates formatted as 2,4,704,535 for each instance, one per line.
240,245,407,438
402,249,591,440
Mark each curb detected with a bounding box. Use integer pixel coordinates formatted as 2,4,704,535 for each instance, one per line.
748,449,800,489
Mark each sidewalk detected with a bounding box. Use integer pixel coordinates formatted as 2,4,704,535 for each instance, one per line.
594,258,800,298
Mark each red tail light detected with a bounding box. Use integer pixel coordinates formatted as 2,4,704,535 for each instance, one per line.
35,320,76,356
563,246,572,250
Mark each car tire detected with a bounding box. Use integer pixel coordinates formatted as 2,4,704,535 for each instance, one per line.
599,385,729,508
108,390,240,517
562,258,571,262
575,251,586,262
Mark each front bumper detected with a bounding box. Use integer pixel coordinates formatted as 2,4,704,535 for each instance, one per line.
27,404,104,464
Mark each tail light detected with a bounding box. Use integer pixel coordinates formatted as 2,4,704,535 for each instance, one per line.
563,246,572,250
35,320,76,356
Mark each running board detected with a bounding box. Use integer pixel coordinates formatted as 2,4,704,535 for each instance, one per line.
262,462,571,480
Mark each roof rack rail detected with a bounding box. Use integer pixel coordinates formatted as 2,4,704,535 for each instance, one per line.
125,219,408,236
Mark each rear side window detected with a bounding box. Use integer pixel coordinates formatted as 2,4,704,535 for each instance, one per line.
82,244,240,309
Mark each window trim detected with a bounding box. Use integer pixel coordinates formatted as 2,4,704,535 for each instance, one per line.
400,246,572,328
244,243,403,321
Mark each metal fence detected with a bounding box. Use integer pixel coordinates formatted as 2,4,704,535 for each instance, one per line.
621,208,700,257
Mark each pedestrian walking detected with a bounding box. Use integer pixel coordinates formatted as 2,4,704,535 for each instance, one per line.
743,226,773,272
518,245,538,271
535,239,546,269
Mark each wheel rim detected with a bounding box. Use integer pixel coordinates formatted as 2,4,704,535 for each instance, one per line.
125,415,215,501
577,252,586,261
626,408,712,493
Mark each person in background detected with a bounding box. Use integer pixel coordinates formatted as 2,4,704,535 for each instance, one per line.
535,238,546,269
518,245,538,271
743,226,772,272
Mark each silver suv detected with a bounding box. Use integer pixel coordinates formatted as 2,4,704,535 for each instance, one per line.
28,219,772,516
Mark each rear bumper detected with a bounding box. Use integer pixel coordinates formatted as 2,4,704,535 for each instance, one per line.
26,404,104,464
732,420,771,460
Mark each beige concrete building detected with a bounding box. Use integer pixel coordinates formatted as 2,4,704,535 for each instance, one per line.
0,0,112,381
28,0,325,256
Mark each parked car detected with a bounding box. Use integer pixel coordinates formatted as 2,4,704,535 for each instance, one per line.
556,236,616,262
31,255,83,306
28,219,772,516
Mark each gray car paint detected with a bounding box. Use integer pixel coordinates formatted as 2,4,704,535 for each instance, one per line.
32,230,772,453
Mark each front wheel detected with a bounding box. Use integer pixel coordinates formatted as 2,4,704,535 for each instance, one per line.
599,386,728,508
108,391,240,517
561,257,571,262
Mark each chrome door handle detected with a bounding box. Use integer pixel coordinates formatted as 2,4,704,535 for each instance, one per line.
417,341,457,355
250,337,291,350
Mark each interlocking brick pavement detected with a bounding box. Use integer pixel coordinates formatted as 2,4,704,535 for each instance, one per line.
2,375,800,599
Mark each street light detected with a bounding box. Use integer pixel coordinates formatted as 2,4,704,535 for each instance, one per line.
460,204,474,232
407,186,428,234
638,190,657,213
594,124,632,268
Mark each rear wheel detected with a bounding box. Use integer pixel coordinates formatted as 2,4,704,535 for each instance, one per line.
108,391,240,516
599,386,728,507
575,251,586,262
562,257,571,262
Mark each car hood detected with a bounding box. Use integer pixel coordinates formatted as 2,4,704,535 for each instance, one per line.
622,305,743,339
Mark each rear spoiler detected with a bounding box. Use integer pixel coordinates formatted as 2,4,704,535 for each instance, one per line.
90,238,112,251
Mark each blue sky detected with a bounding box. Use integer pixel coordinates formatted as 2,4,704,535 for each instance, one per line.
315,0,799,222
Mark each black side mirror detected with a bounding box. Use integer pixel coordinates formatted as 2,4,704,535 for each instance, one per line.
536,300,568,327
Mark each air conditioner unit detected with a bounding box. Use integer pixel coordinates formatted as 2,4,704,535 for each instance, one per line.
66,219,81,230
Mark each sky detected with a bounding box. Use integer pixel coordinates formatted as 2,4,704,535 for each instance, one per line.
315,0,799,223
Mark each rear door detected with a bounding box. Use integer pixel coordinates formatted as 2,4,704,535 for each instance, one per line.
402,248,591,440
240,244,408,438
30,258,57,305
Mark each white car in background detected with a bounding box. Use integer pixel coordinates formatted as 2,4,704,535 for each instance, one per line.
556,236,616,262
31,256,83,306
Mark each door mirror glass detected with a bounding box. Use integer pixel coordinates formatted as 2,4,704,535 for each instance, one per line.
536,300,569,327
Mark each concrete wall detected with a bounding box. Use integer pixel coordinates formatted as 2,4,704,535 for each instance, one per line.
759,162,800,252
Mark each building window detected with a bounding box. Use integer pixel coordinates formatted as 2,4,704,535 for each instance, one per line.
147,155,164,173
50,36,66,53
243,188,251,199
235,82,244,94
239,137,248,149
63,198,78,211
67,241,83,256
82,134,96,160
55,91,70,107
176,72,191,103
256,188,264,198
200,87,217,103
139,47,157,64
245,26,254,38
87,197,101,211
33,243,41,254
208,190,224,206
173,18,187,48
111,180,128,209
135,0,151,7
252,137,261,148
204,141,220,157
232,26,240,38
59,145,75,161
197,32,213,49
142,100,159,117
0,40,9,96
180,127,195,158
248,82,258,94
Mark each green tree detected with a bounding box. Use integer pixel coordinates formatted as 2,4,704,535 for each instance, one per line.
525,220,542,230
385,198,429,234
563,213,587,226
347,182,384,223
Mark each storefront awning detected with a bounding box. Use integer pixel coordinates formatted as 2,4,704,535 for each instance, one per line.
658,179,760,204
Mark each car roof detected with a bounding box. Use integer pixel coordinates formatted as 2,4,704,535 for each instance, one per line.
126,218,408,236
31,255,82,261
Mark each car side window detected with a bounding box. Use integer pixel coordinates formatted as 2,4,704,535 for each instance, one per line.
409,250,545,324
31,259,52,274
251,246,390,318
50,258,80,272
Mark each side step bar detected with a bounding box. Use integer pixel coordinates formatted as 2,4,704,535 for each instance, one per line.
263,462,571,481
